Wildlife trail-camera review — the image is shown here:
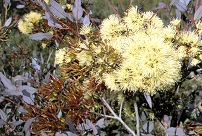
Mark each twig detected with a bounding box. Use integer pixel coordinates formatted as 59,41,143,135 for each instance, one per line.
90,111,117,120
104,0,121,18
101,97,136,136
46,49,53,64
134,99,140,136
119,96,124,118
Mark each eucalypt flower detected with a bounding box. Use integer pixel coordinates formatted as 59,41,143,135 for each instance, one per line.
61,6,182,95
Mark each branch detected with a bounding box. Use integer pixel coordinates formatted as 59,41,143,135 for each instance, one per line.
119,96,124,118
101,97,136,136
134,99,140,136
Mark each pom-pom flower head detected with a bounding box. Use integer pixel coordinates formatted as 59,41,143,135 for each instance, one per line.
60,6,187,94
100,14,124,40
80,25,93,35
18,11,42,34
98,6,182,94
56,48,71,66
103,34,181,94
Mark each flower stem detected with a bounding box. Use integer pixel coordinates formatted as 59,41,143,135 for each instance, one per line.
101,97,136,136
134,99,140,136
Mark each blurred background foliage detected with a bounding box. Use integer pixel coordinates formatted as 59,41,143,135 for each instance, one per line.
91,0,170,21
1,0,202,135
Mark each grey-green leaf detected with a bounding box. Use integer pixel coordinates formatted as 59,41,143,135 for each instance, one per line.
170,0,179,6
194,5,202,21
50,0,68,18
175,2,187,12
30,32,53,41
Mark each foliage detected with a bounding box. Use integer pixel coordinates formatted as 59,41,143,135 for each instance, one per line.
0,0,202,136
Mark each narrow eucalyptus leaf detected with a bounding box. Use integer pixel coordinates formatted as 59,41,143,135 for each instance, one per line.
50,0,67,18
30,32,53,41
23,118,35,133
66,117,76,133
41,131,48,136
10,120,24,128
141,121,154,133
175,2,187,12
0,119,6,126
144,93,152,108
170,0,180,6
194,5,202,21
83,14,90,25
0,97,4,103
0,72,16,91
165,127,185,136
16,4,25,9
4,17,12,26
176,8,181,18
0,109,7,121
96,118,104,128
72,0,83,20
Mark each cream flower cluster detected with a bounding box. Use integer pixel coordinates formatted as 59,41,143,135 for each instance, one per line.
73,6,182,94
103,34,181,93
59,6,201,94
56,48,72,66
18,11,42,34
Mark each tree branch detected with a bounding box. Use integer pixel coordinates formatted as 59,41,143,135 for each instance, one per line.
101,97,136,136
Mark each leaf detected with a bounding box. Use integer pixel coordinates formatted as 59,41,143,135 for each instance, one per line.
0,97,4,103
83,14,90,25
0,109,7,121
19,86,37,95
37,0,51,12
23,118,35,134
50,0,68,18
141,121,154,133
66,117,76,133
57,110,62,119
41,131,48,136
22,95,34,105
170,0,179,6
19,85,37,104
77,123,91,130
72,0,83,20
144,93,152,108
17,106,28,113
12,75,29,82
175,2,187,12
0,72,16,91
163,115,171,127
1,89,21,96
95,118,104,128
4,17,12,26
16,4,25,9
22,89,31,98
153,2,166,10
43,72,50,83
0,119,6,126
77,119,97,135
10,120,24,128
43,12,63,29
66,13,74,22
32,58,40,70
30,32,53,41
25,130,31,136
194,5,202,22
86,119,97,135
61,131,78,136
179,0,190,6
140,112,147,121
165,127,185,136
176,9,181,19
3,0,11,8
